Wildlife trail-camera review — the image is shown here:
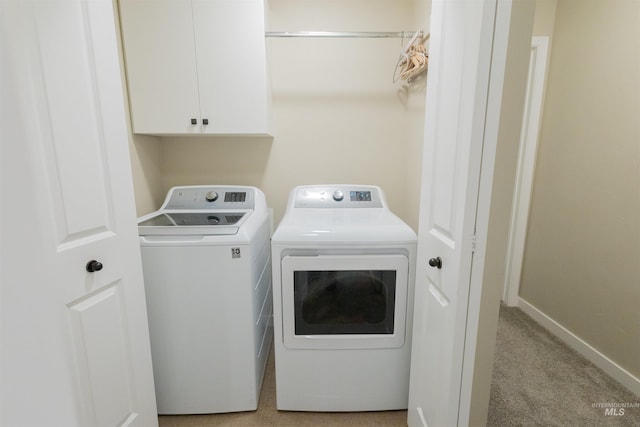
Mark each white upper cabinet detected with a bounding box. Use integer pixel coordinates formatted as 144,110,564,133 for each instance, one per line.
119,0,272,136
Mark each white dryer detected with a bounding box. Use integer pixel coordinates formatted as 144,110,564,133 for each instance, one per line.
271,185,417,411
138,185,273,414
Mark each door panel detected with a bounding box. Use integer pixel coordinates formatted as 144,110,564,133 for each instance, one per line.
193,0,270,134
1,1,158,425
34,2,113,245
68,283,137,426
119,0,201,133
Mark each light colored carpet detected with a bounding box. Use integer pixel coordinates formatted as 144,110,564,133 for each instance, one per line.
488,304,640,427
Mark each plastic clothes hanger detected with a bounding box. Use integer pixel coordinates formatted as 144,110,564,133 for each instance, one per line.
393,30,429,83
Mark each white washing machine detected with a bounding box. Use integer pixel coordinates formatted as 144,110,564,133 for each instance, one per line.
271,185,417,411
138,185,273,414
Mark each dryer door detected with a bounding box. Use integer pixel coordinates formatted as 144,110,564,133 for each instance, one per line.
281,254,408,350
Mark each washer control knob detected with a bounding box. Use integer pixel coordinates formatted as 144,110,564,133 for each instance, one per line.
205,191,219,202
333,190,344,202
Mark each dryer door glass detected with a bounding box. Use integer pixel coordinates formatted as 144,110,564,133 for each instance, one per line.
294,270,396,335
281,254,408,350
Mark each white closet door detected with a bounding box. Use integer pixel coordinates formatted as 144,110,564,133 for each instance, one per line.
407,0,510,425
1,0,157,425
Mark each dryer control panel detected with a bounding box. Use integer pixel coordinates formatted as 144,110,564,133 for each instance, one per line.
293,185,384,208
162,186,256,210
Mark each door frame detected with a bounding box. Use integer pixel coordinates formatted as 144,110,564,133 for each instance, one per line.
502,37,550,306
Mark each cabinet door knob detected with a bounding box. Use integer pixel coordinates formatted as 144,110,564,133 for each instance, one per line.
190,118,197,125
86,260,103,273
202,118,209,125
428,257,442,269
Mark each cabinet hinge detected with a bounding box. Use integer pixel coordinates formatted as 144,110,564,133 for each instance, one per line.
471,235,477,253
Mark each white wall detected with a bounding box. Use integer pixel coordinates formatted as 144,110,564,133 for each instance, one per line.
156,0,429,228
127,135,164,216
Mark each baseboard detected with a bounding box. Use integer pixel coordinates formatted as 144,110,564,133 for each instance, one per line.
517,297,640,396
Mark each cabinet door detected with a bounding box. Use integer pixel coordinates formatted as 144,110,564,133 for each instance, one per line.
193,0,272,135
120,0,201,134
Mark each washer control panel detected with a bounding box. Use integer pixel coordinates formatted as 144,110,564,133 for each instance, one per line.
163,186,255,210
294,186,383,208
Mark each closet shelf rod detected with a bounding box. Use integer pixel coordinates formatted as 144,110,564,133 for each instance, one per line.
265,31,424,39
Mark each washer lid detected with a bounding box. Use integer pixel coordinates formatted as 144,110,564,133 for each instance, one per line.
138,212,246,236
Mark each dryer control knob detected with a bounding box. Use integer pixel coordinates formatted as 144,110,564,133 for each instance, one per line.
205,191,219,202
333,190,344,201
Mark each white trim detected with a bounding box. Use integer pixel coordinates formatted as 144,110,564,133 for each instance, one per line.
518,298,640,396
502,37,549,306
